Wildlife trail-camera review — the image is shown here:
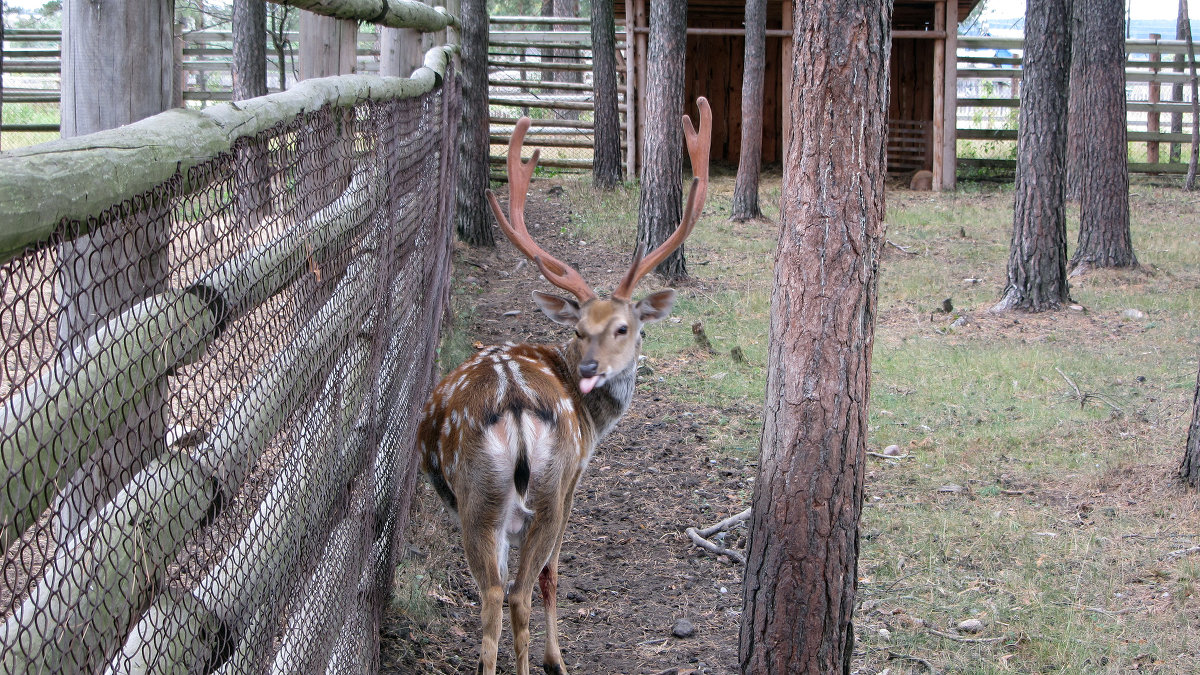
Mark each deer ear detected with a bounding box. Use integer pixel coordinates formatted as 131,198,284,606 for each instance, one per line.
634,289,677,324
532,291,582,326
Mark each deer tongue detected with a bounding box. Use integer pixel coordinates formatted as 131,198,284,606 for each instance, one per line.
579,376,601,394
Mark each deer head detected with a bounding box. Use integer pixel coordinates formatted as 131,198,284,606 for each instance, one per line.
485,97,712,394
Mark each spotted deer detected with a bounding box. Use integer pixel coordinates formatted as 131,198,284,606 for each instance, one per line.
417,98,711,675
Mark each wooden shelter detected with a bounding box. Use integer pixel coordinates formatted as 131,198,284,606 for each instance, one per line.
618,0,980,190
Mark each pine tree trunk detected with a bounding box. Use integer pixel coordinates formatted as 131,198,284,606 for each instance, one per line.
233,0,271,230
1180,360,1200,487
233,0,268,100
455,0,496,246
1070,0,1137,273
636,0,687,281
591,0,623,189
993,0,1072,313
1064,0,1086,202
54,0,175,547
738,2,890,672
1171,0,1187,164
554,0,581,122
730,0,766,222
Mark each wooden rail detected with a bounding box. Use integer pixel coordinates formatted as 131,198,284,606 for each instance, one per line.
956,34,1200,175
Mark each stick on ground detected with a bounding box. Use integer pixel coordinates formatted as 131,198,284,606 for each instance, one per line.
684,508,750,565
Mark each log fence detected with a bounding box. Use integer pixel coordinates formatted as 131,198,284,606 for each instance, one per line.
0,1,460,671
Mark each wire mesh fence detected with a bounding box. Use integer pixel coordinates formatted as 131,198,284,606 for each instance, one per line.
0,57,459,673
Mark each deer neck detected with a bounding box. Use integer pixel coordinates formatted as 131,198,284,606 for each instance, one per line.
558,340,638,443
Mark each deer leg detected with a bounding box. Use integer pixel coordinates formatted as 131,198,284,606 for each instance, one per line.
540,493,577,675
462,528,505,675
539,546,564,675
511,506,563,675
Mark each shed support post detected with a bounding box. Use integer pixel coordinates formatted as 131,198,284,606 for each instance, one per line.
941,0,958,190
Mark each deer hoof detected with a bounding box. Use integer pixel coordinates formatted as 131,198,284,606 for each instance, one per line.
543,662,566,675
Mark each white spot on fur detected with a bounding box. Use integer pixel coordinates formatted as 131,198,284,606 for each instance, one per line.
492,361,508,400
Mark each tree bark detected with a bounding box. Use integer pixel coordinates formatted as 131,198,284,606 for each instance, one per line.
455,0,495,246
233,0,268,100
993,0,1072,313
1183,0,1200,190
636,0,687,281
1064,0,1086,202
1171,0,1186,165
554,0,581,120
730,0,766,222
1070,0,1137,273
268,5,295,92
1181,358,1200,487
233,0,271,230
591,0,623,189
54,0,175,547
738,1,890,672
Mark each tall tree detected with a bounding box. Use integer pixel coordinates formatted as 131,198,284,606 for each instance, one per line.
1171,0,1187,164
730,0,766,222
738,0,890,672
267,4,296,91
992,0,1072,312
1064,0,1086,201
636,0,687,280
591,0,622,188
1181,359,1200,486
54,0,175,560
1183,0,1200,190
233,0,271,228
455,0,495,246
233,0,268,99
1070,0,1137,273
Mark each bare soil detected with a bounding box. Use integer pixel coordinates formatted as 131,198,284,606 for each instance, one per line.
381,183,749,674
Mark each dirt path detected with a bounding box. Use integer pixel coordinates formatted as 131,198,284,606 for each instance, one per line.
381,183,750,674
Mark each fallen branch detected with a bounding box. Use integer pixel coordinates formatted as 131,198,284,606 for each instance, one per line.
926,628,1006,644
888,651,937,674
1056,367,1083,403
1164,545,1200,560
684,508,750,565
887,239,919,255
867,451,911,460
1056,367,1124,414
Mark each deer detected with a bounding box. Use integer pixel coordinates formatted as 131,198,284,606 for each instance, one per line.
417,97,710,675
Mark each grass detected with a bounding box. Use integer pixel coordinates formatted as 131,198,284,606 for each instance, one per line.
554,171,1200,673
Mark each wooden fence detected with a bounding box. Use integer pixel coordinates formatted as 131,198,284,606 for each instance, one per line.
485,15,631,174
0,1,461,669
957,34,1199,174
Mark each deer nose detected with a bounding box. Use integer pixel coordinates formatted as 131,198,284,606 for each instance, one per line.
579,360,599,377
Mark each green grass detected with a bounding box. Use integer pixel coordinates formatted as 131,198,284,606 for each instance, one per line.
554,172,1200,673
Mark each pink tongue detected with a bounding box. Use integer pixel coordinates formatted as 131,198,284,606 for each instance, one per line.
579,376,600,394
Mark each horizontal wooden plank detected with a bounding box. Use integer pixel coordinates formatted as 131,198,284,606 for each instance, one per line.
489,155,593,169
489,116,595,129
489,58,592,72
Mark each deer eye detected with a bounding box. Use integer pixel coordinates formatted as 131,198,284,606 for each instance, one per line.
615,325,629,336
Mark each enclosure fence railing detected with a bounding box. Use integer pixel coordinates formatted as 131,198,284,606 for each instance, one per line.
0,9,459,675
958,34,1200,174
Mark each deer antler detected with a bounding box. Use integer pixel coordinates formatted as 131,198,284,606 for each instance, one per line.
612,97,712,302
486,118,597,303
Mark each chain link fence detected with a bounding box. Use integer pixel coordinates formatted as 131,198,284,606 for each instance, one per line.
0,52,459,673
